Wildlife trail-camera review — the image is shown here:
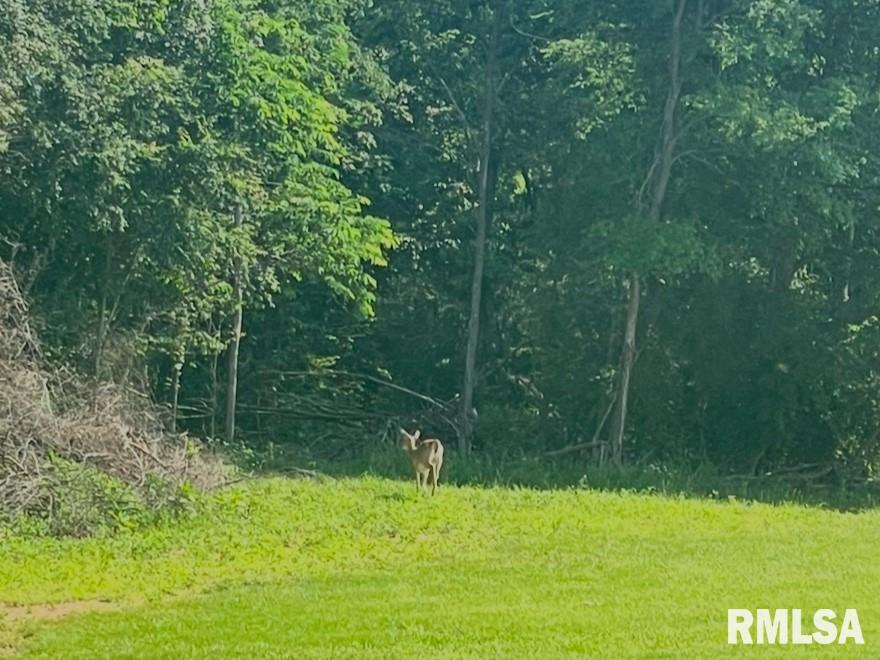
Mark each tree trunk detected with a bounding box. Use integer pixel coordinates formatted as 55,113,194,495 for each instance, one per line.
170,360,181,433
225,204,244,444
91,234,114,412
93,234,113,380
210,347,219,438
608,0,687,465
608,276,641,465
94,290,107,378
460,11,500,455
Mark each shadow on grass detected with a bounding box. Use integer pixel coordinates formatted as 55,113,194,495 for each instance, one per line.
253,444,880,513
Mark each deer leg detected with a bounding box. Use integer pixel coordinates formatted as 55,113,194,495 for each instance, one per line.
429,465,437,496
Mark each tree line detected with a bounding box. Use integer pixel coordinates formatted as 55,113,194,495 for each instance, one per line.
3,0,880,481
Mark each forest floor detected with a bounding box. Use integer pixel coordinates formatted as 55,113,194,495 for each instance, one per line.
1,476,878,658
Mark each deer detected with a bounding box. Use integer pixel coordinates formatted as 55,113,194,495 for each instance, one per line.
399,428,444,495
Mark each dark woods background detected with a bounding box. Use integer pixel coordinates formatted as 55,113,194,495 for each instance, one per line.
4,0,880,491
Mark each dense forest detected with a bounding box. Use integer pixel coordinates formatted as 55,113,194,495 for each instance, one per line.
3,0,880,487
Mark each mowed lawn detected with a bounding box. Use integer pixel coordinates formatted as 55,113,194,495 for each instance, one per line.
1,477,878,658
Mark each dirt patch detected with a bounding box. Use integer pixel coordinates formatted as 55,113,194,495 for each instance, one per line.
0,600,117,624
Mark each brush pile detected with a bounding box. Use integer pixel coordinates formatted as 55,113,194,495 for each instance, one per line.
0,260,225,521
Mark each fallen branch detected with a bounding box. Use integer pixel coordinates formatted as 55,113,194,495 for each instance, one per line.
264,369,451,410
543,440,608,458
260,368,462,437
725,464,834,482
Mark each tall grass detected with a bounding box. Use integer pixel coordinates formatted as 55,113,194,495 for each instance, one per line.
260,443,880,511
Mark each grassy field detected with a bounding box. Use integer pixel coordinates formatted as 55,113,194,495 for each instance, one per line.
1,476,878,658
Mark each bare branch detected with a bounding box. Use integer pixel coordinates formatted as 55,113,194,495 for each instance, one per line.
508,13,550,43
438,76,474,144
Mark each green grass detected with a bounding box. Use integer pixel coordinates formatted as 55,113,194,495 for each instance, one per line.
1,476,879,658
265,444,880,511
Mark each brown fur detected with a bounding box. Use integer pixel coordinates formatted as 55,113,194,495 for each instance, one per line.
399,428,444,495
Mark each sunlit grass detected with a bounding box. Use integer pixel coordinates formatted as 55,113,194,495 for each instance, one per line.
2,477,878,658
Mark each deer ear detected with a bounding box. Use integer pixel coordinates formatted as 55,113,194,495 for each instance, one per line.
413,430,421,440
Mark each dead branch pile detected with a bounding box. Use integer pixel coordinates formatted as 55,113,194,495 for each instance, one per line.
0,261,226,513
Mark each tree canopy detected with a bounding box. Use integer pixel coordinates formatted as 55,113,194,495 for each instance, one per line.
4,0,880,483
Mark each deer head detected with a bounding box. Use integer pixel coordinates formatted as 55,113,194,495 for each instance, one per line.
399,428,421,451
